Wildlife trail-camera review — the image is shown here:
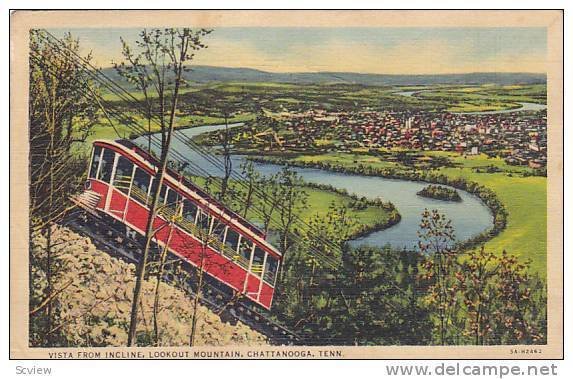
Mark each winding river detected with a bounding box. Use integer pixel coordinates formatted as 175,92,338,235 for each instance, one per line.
135,124,493,250
394,90,547,115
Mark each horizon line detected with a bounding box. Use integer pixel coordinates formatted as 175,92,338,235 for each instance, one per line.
102,64,547,77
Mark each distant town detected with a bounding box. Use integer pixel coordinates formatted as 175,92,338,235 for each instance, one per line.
266,108,547,169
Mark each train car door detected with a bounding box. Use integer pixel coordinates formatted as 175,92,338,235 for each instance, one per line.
245,245,266,300
108,154,134,220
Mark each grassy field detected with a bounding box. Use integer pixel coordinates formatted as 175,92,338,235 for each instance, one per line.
105,82,548,117
81,112,255,152
408,84,546,112
191,177,395,239
424,151,536,174
100,85,205,101
435,163,546,275
293,152,400,170
301,187,394,233
277,151,547,276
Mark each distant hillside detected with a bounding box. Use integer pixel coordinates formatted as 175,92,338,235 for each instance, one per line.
101,65,546,86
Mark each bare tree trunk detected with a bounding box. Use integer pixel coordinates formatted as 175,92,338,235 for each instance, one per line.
190,241,207,346
242,183,254,218
278,223,292,282
241,166,256,218
438,252,445,346
220,113,232,202
44,223,53,346
127,99,179,346
44,130,55,346
119,28,210,347
147,117,152,153
152,224,175,346
127,32,192,345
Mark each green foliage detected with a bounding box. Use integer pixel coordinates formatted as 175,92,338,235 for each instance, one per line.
418,211,547,345
272,207,546,347
29,30,98,230
272,203,431,345
418,209,459,345
274,245,432,345
447,248,546,345
334,247,432,345
417,185,462,202
275,166,309,260
29,30,100,347
239,160,260,217
300,203,357,270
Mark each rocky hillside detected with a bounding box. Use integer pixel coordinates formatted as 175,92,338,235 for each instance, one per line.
30,225,267,347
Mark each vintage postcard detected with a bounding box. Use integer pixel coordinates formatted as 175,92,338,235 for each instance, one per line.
9,10,563,359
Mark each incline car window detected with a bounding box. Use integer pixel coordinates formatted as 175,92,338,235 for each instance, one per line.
264,255,278,285
238,237,253,266
159,185,168,204
89,146,102,179
132,168,151,204
182,200,197,223
167,188,180,212
160,187,180,220
225,229,240,255
112,156,133,194
148,180,168,204
197,210,211,232
98,149,115,183
251,247,265,276
211,219,226,244
166,187,178,206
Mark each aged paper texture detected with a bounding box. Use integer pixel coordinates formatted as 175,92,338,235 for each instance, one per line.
10,10,563,359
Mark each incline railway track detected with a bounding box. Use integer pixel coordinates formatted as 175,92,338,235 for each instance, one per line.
63,210,303,346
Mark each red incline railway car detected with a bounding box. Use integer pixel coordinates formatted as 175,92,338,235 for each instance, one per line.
74,139,281,309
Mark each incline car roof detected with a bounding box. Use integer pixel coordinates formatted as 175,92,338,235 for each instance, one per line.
93,139,282,258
